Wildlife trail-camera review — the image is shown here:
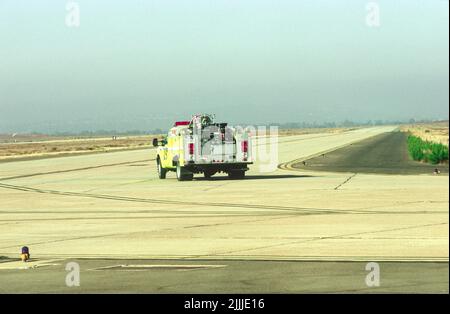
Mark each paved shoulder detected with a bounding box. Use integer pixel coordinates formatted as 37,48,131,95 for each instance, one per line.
293,132,449,175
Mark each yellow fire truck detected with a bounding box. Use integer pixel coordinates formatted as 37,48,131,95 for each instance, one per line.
153,114,252,181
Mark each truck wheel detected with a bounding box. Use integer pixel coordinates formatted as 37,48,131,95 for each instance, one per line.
228,170,245,179
204,170,216,179
157,158,167,179
176,162,193,181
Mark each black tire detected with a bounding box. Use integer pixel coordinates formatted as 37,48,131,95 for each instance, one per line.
228,170,245,180
157,158,167,179
176,162,193,181
204,170,216,179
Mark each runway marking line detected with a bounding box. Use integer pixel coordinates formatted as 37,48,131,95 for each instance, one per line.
89,264,227,272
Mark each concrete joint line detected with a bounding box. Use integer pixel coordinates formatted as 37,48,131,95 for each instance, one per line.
334,173,357,190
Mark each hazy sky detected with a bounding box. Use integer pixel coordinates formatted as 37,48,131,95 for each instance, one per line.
0,0,448,132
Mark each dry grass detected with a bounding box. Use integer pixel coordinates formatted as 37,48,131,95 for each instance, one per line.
400,121,449,146
0,135,155,160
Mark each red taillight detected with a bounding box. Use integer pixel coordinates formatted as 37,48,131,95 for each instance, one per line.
174,121,190,126
241,141,248,153
189,143,194,155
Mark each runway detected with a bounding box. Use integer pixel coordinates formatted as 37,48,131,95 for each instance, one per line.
0,126,448,293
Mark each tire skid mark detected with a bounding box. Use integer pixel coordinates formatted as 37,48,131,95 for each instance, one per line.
210,222,449,257
356,200,449,212
0,209,281,215
0,182,359,215
0,213,290,222
0,159,154,181
0,214,294,250
0,182,446,216
81,178,153,193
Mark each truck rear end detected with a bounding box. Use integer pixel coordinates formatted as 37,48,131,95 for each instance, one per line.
154,114,253,181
